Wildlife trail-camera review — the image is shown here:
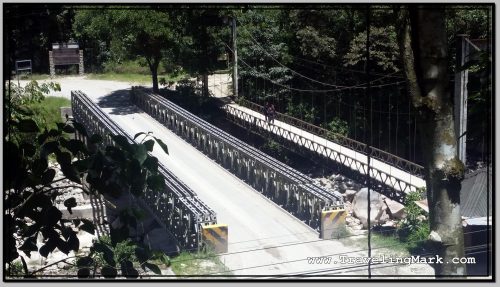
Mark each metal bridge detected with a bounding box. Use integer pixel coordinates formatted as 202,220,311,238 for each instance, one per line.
72,91,217,251
223,99,426,203
130,87,344,232
67,86,435,275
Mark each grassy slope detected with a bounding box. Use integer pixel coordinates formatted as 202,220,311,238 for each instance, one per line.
170,251,231,276
27,96,71,130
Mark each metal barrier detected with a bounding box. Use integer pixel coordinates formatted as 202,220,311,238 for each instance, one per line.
71,91,217,251
224,103,426,202
130,87,344,231
237,99,424,177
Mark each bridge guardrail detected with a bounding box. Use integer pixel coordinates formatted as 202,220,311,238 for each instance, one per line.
237,99,425,177
131,87,344,231
71,91,217,251
224,103,426,202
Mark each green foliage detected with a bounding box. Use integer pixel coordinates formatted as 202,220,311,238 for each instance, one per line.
170,251,230,276
260,139,289,164
27,97,71,132
323,117,349,140
5,83,170,278
398,188,430,249
286,102,317,123
5,81,61,122
344,26,400,72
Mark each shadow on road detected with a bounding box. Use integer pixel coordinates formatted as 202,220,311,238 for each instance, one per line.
97,88,142,115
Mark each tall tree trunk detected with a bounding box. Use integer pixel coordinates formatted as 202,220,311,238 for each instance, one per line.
148,57,160,93
202,73,209,97
396,5,466,276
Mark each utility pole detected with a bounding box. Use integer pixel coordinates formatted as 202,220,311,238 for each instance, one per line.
454,34,469,166
232,17,238,98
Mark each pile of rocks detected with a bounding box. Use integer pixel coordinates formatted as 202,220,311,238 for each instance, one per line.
314,172,411,232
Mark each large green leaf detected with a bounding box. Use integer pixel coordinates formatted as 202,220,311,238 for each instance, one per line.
42,206,62,227
19,237,38,258
79,219,95,235
101,266,117,278
143,139,155,152
135,144,148,164
41,169,56,185
92,242,116,267
142,262,161,275
18,119,39,133
153,137,169,155
77,268,91,278
147,174,166,192
142,156,159,173
64,197,77,214
76,256,94,267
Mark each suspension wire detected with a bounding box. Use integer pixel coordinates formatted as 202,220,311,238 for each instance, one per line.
365,6,372,278
379,87,382,149
354,89,357,140
242,25,351,88
388,85,392,153
396,84,400,155
201,232,488,276
413,113,417,163
408,88,411,161
222,41,405,93
290,54,406,80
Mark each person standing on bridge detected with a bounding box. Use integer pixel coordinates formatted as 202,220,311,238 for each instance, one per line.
264,102,270,122
269,104,276,124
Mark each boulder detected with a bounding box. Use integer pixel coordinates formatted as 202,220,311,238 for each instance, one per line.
351,188,387,228
384,197,406,219
319,177,329,186
344,189,358,202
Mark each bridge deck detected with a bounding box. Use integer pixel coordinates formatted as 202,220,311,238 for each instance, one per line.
225,103,426,195
84,90,369,275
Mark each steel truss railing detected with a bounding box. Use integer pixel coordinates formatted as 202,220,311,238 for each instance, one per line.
131,87,344,231
224,103,425,203
238,99,424,177
71,91,217,251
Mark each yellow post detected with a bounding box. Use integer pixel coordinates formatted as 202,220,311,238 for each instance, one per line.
321,209,347,239
201,224,228,253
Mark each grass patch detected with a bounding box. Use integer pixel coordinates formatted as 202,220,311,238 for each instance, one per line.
27,96,71,131
340,232,410,257
170,251,230,276
86,72,187,84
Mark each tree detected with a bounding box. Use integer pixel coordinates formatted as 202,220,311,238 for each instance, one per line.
177,9,227,97
396,5,466,276
73,9,177,92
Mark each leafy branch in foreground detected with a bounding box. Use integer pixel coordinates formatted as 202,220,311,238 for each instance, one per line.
5,83,170,278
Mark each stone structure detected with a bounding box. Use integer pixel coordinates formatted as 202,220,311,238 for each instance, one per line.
49,43,84,77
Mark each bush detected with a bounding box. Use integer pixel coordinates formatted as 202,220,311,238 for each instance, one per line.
103,59,151,75
397,188,430,247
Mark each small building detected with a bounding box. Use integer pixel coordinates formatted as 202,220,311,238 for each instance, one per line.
49,42,84,76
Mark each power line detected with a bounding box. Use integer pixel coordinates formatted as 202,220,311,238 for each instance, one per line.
238,32,404,91
236,17,406,81
173,226,488,266
205,233,489,275
227,42,407,94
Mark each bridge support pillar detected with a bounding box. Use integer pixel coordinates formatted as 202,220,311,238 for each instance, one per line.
320,209,347,239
